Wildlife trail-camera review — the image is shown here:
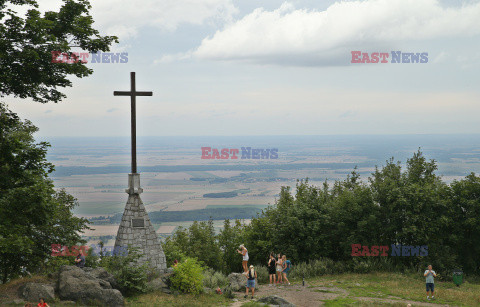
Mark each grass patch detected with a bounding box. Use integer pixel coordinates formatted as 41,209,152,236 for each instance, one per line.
126,291,230,306
322,297,357,306
307,272,480,306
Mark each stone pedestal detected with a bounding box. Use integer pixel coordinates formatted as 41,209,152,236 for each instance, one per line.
114,173,166,271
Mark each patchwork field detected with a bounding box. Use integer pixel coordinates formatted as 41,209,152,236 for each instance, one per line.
48,135,480,244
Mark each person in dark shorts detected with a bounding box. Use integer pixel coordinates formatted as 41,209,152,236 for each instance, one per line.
75,249,86,268
268,253,276,285
424,265,437,300
244,265,257,299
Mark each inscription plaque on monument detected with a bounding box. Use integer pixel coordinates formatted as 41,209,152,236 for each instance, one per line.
131,218,145,228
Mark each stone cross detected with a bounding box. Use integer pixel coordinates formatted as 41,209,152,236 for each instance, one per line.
114,72,152,174
113,72,166,272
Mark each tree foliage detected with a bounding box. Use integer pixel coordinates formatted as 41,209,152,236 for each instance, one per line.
162,219,245,274
0,103,89,283
243,151,480,275
0,0,118,103
164,150,480,276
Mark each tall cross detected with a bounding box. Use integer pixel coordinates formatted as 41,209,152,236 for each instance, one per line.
113,72,153,174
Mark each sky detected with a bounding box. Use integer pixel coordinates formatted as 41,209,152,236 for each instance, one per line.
5,0,480,137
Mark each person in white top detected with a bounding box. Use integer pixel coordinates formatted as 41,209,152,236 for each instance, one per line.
237,244,249,272
424,265,437,300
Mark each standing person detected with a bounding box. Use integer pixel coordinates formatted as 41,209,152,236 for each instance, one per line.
424,265,437,300
282,255,291,285
237,244,249,272
75,249,86,268
276,253,283,284
244,265,257,299
37,298,50,307
268,253,277,285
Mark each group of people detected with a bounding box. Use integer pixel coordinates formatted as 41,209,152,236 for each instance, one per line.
268,253,291,285
237,245,292,299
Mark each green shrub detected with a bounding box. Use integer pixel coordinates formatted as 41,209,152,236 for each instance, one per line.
41,255,73,276
223,285,234,299
100,247,150,296
85,245,100,268
254,265,268,284
203,268,228,289
170,257,205,294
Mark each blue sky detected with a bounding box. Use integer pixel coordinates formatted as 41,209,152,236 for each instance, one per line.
6,0,480,136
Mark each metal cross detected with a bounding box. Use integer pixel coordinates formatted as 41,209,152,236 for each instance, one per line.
113,72,152,174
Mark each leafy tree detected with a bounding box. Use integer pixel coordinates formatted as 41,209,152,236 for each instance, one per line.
242,151,480,275
446,173,480,273
0,103,89,283
0,0,118,103
218,219,244,273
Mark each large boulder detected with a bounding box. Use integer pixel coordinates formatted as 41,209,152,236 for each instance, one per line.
258,295,295,306
227,273,247,291
146,270,172,294
147,277,170,294
20,283,55,302
57,266,124,306
83,267,119,290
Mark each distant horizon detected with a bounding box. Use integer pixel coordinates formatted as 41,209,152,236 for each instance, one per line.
37,133,480,139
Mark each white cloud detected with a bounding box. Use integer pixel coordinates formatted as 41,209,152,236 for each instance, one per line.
7,0,238,39
91,0,238,39
191,0,480,66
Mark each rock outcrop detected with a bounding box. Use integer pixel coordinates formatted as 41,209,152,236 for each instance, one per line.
20,283,55,302
57,266,124,306
227,273,247,291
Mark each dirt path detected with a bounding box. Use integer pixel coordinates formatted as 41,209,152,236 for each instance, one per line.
230,283,450,307
231,283,346,306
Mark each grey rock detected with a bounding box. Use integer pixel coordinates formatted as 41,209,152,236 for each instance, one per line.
57,265,124,306
147,277,168,291
257,295,295,307
84,267,118,290
227,273,247,291
20,283,55,302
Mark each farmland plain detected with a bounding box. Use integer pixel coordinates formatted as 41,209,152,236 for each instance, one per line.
42,135,480,242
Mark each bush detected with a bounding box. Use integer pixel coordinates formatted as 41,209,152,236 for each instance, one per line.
223,285,234,299
85,246,100,268
254,265,268,284
203,268,228,289
100,247,150,296
41,256,73,276
170,257,205,294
